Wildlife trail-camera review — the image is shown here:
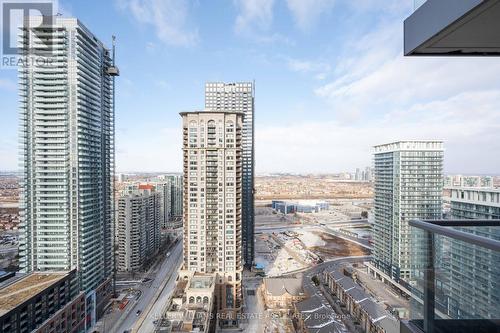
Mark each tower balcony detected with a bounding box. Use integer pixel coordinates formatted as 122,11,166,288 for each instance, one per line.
405,0,500,56
402,218,500,333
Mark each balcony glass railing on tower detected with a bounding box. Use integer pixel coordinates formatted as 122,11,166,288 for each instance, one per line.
402,219,500,333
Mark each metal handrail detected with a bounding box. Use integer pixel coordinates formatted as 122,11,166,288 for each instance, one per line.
409,219,500,252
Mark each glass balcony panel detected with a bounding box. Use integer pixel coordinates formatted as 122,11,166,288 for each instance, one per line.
408,220,500,333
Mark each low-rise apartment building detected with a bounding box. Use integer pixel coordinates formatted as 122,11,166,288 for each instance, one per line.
0,270,86,333
162,272,216,333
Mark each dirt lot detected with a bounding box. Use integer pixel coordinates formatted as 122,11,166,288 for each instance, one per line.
309,231,370,259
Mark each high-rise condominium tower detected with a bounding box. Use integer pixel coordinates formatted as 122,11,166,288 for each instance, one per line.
372,141,443,282
180,111,243,324
447,187,500,319
167,174,183,218
116,185,161,272
156,181,173,229
205,82,254,268
18,17,116,305
155,174,182,228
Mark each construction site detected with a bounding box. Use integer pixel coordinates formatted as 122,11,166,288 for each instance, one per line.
254,203,372,277
309,231,370,259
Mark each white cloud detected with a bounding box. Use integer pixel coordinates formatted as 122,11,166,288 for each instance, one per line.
118,0,198,47
116,126,182,172
155,80,170,89
286,0,335,31
315,19,500,125
257,90,500,173
234,0,275,33
297,17,500,173
348,0,411,15
145,41,157,53
287,58,330,77
233,0,294,45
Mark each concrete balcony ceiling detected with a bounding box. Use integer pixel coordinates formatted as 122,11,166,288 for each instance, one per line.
404,0,500,55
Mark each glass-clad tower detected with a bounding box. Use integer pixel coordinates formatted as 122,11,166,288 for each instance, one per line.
168,174,183,218
373,141,443,283
18,17,115,297
205,82,254,268
154,174,182,228
447,187,500,319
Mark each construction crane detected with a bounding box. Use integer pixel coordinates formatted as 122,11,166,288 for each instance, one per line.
108,35,119,298
106,35,120,76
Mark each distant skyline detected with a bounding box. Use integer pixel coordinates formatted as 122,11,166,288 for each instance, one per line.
0,170,499,177
1,0,499,174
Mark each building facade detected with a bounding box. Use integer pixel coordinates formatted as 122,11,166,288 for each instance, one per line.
271,200,329,214
116,186,161,272
180,111,243,326
372,141,443,282
205,82,255,268
18,17,115,322
444,175,493,188
0,271,86,333
154,174,183,229
446,187,500,319
261,278,306,311
156,181,172,229
169,174,183,218
164,272,216,333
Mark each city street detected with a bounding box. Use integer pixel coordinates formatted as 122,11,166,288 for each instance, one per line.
111,241,183,333
135,242,184,333
242,275,265,333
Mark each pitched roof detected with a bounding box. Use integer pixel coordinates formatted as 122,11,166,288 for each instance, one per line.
328,270,345,281
338,277,355,291
296,294,326,313
303,306,344,333
264,278,304,297
296,295,347,333
377,316,400,333
346,286,369,303
361,299,387,322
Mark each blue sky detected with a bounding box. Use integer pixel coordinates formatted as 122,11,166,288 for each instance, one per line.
1,0,499,174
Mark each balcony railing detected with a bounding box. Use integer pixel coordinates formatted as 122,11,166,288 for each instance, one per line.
403,219,500,333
